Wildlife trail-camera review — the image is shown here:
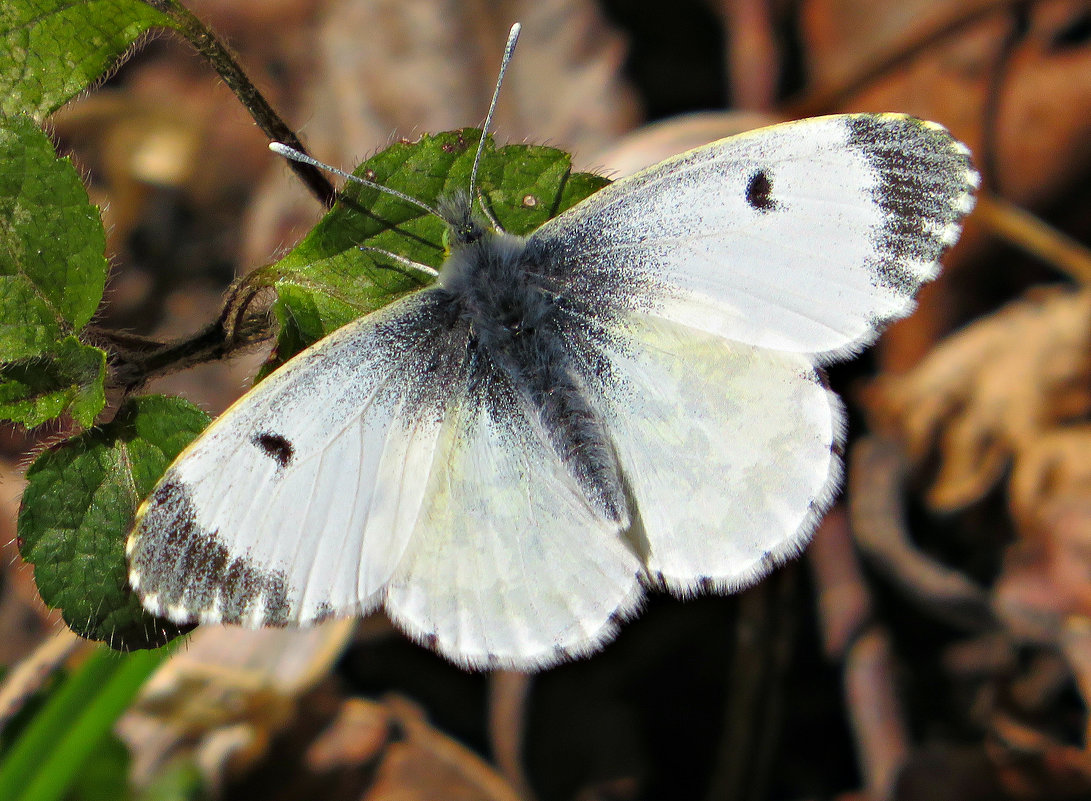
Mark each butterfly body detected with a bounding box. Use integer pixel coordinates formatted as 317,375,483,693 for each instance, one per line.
438,203,631,525
128,113,978,669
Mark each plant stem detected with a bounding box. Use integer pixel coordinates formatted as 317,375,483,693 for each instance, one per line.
143,0,336,207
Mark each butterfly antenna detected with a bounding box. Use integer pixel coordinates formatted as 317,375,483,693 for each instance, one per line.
269,142,444,221
469,22,521,202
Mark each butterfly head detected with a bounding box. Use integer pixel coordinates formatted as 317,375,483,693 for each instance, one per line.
438,189,492,248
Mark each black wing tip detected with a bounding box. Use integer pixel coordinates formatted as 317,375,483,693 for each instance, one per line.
841,113,978,298
844,113,980,193
127,477,294,628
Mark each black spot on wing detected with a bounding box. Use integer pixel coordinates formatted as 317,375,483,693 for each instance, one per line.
128,478,292,626
253,432,293,468
846,115,977,294
745,169,775,211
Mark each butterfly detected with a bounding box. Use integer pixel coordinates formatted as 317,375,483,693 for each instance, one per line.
126,23,978,669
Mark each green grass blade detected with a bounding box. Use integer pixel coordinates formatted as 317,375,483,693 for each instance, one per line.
0,643,178,801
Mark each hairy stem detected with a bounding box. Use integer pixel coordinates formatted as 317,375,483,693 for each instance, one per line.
142,0,336,207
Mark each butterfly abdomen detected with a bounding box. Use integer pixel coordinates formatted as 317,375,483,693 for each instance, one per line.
437,234,628,524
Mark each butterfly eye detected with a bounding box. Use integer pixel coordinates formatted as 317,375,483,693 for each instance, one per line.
456,220,485,245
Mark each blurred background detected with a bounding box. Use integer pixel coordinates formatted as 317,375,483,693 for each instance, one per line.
4,0,1091,799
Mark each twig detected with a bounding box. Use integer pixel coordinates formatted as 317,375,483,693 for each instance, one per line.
975,194,1091,285
718,0,779,111
706,568,796,801
487,671,537,801
978,4,1030,192
849,436,996,632
808,508,872,659
808,508,911,800
142,0,335,207
95,276,276,393
845,630,911,799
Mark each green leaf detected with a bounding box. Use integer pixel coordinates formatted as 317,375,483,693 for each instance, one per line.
0,0,174,120
263,128,609,362
0,115,108,361
18,395,210,650
0,336,106,427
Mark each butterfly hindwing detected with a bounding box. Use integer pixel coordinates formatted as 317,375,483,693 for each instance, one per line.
529,113,978,359
385,355,643,669
127,291,465,627
587,312,842,593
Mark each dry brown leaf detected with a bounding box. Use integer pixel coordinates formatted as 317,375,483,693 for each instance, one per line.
587,110,778,179
987,1,1091,204
866,287,1091,513
306,697,393,771
799,0,1091,369
800,0,993,142
987,713,1091,797
993,497,1091,642
1010,426,1091,530
800,0,1091,193
802,0,983,91
118,621,356,788
305,696,523,801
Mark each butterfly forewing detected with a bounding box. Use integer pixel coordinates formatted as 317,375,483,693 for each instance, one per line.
529,113,978,359
128,292,466,627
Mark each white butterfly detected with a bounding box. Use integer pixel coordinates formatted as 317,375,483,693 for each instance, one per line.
126,24,978,669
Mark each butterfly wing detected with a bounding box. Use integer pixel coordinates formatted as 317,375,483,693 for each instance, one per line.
127,291,465,627
383,361,643,669
129,288,643,668
529,113,978,359
527,113,976,593
588,312,842,591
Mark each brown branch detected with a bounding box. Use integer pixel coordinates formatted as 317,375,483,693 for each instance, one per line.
845,630,911,800
706,568,797,801
142,0,336,207
975,194,1091,285
808,509,911,800
487,671,537,801
95,276,276,393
